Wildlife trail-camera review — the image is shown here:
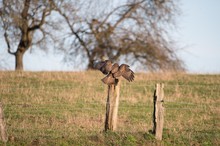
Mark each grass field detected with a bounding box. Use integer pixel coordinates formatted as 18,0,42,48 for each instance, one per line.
0,71,219,145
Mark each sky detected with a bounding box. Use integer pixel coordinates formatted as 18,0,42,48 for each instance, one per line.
0,0,220,73
175,0,220,73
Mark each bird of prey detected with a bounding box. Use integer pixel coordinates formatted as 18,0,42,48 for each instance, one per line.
93,60,135,85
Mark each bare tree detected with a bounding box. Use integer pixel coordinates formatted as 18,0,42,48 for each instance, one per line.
0,0,184,71
55,0,184,71
0,0,57,70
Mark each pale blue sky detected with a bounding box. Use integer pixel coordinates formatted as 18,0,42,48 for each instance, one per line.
0,0,220,73
176,0,220,73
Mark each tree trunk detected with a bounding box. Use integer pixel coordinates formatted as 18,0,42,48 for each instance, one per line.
87,55,96,70
87,60,94,70
15,48,26,71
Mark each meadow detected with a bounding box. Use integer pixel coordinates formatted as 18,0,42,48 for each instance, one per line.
0,71,219,145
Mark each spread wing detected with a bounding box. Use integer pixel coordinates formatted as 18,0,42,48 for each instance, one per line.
100,60,112,74
93,60,106,70
113,70,122,78
120,64,135,82
93,60,112,75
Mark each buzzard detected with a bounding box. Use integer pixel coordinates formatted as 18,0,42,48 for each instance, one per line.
93,60,135,85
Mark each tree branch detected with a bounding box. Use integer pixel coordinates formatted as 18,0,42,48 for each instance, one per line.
21,0,31,20
29,8,50,31
112,1,145,30
4,31,15,55
1,13,16,55
54,4,91,58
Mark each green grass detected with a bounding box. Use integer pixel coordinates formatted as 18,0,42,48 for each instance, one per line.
0,71,219,145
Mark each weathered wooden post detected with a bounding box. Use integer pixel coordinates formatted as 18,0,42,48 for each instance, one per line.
152,83,165,141
93,60,134,131
0,103,8,142
104,79,121,131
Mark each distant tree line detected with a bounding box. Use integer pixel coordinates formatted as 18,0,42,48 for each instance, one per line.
0,0,184,71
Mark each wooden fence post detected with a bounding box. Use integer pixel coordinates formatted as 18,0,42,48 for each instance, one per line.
0,103,8,142
152,83,165,141
104,79,120,131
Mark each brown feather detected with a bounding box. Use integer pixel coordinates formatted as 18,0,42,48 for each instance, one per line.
94,60,134,83
101,73,116,85
93,60,106,70
122,70,134,82
100,60,112,75
111,63,119,74
120,64,134,82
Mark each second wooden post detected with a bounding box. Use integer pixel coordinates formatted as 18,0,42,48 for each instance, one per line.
105,79,121,131
152,83,165,140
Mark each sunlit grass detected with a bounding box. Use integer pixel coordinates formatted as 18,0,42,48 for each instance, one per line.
0,71,219,145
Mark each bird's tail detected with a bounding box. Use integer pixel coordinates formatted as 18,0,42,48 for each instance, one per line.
101,74,116,85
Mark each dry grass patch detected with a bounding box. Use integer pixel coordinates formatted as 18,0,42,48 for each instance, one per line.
0,71,219,145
